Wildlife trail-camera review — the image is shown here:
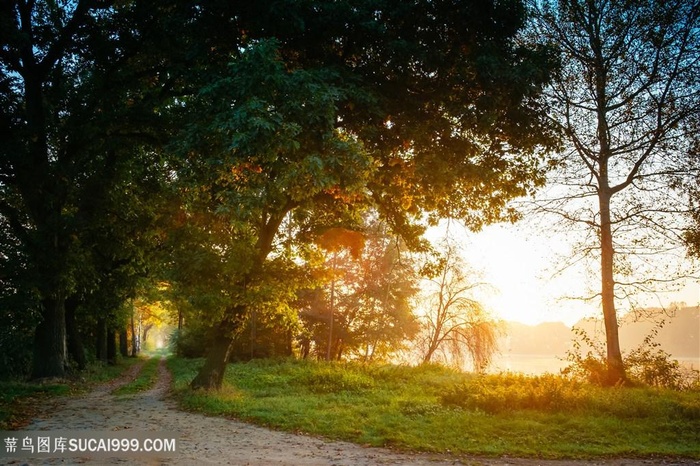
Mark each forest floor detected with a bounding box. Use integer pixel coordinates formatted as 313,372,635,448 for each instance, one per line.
2,358,698,466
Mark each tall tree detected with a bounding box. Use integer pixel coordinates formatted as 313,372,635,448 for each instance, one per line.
175,0,557,389
173,40,373,389
0,0,201,377
1,0,121,377
529,0,700,384
301,221,420,361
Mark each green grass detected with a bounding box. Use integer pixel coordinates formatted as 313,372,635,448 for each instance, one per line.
0,382,70,429
0,357,143,429
167,357,700,459
112,357,161,395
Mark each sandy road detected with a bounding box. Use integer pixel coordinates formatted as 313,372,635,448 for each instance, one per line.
2,359,697,466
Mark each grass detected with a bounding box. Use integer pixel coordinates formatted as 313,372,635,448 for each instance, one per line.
0,382,70,430
167,357,700,459
112,356,161,395
0,357,143,430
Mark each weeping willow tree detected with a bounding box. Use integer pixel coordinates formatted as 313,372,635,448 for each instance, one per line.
418,241,501,373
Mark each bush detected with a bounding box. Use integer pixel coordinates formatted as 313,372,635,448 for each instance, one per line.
563,322,697,390
0,312,37,379
170,327,211,358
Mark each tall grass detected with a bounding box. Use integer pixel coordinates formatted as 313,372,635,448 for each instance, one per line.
167,357,700,459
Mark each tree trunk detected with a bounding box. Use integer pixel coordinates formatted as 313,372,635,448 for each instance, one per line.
142,323,154,350
286,329,293,357
119,329,129,357
423,342,437,364
130,307,139,356
423,328,443,364
31,297,67,379
335,339,344,361
300,337,310,359
599,191,626,385
65,297,86,370
326,275,335,361
96,317,108,363
250,309,257,360
190,324,234,390
107,328,117,365
190,216,285,389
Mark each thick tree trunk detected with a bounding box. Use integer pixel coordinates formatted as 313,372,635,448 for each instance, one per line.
190,324,234,390
31,297,68,379
96,317,108,363
65,297,86,370
190,216,286,389
119,329,129,357
107,328,118,365
599,192,626,385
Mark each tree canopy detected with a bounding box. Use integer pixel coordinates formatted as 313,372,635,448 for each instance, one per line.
1,0,558,384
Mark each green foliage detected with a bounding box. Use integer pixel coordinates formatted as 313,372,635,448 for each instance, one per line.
168,357,700,458
0,302,38,378
562,326,609,385
2,0,559,383
170,327,210,359
564,323,699,390
624,322,698,390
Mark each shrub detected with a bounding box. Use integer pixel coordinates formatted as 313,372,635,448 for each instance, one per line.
170,327,211,358
563,321,697,390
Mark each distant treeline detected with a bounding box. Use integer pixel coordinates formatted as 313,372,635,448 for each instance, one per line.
503,307,700,359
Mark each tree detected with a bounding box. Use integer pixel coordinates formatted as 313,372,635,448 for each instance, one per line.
174,0,557,389
0,0,218,377
0,0,127,377
315,227,367,361
529,0,700,384
172,40,373,389
417,241,500,372
300,221,420,361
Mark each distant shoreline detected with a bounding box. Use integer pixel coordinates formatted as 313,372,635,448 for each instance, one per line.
488,353,700,375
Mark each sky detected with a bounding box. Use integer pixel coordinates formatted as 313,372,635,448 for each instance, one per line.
427,221,700,327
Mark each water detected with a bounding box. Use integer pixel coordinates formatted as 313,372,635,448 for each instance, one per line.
488,353,700,376
489,354,569,375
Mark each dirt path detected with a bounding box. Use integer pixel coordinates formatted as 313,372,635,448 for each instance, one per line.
3,360,697,466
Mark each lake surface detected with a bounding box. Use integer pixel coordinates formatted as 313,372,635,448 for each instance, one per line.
488,353,699,375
